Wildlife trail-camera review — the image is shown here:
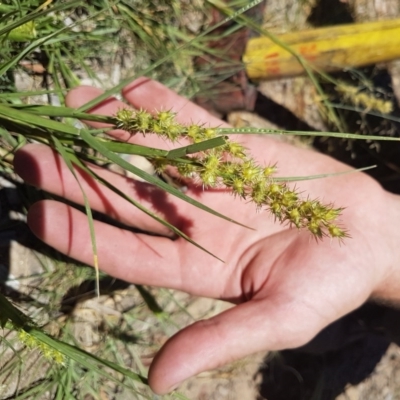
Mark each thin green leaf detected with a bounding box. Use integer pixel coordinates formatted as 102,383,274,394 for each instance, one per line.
166,136,227,159
9,104,113,124
52,137,100,297
136,286,165,316
0,104,79,136
99,139,215,165
0,126,18,147
4,379,55,400
101,140,170,157
26,327,148,385
274,165,377,182
217,127,400,141
0,292,30,328
0,89,60,99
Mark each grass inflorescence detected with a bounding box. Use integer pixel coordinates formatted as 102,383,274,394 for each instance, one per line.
335,82,393,114
18,329,66,366
115,108,348,240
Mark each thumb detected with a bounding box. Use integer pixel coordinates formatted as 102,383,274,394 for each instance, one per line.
148,298,320,394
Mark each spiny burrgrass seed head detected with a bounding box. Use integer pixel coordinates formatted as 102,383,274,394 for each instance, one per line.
224,141,247,159
154,110,181,141
324,207,342,221
187,124,203,141
150,120,165,135
166,123,185,141
263,165,277,177
200,170,218,187
251,181,268,206
267,183,283,197
288,208,301,227
203,128,217,139
152,157,169,173
328,224,348,239
113,108,347,239
115,108,135,131
232,178,246,198
298,200,315,215
281,191,298,208
270,201,282,216
177,162,199,177
156,110,176,126
135,109,152,133
220,161,238,177
203,154,220,172
336,83,393,114
240,160,262,184
18,329,66,365
308,218,323,238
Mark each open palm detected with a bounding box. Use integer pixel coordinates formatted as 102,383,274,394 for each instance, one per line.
14,78,400,394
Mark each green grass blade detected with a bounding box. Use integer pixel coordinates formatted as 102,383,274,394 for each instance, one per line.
166,136,227,159
274,165,377,182
135,285,164,316
52,137,100,297
0,104,80,136
8,104,113,124
0,104,219,163
101,140,171,157
7,380,55,400
0,89,61,99
217,127,400,141
0,292,30,328
98,138,225,162
26,327,148,385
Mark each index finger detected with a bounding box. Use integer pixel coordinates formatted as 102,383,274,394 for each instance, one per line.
66,77,229,150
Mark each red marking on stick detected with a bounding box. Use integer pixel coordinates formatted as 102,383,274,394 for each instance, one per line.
299,43,318,61
266,66,281,75
265,56,281,75
264,52,279,59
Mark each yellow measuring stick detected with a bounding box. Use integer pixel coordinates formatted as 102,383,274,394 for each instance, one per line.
243,18,400,80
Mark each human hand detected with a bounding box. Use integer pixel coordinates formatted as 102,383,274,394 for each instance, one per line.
14,78,400,394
